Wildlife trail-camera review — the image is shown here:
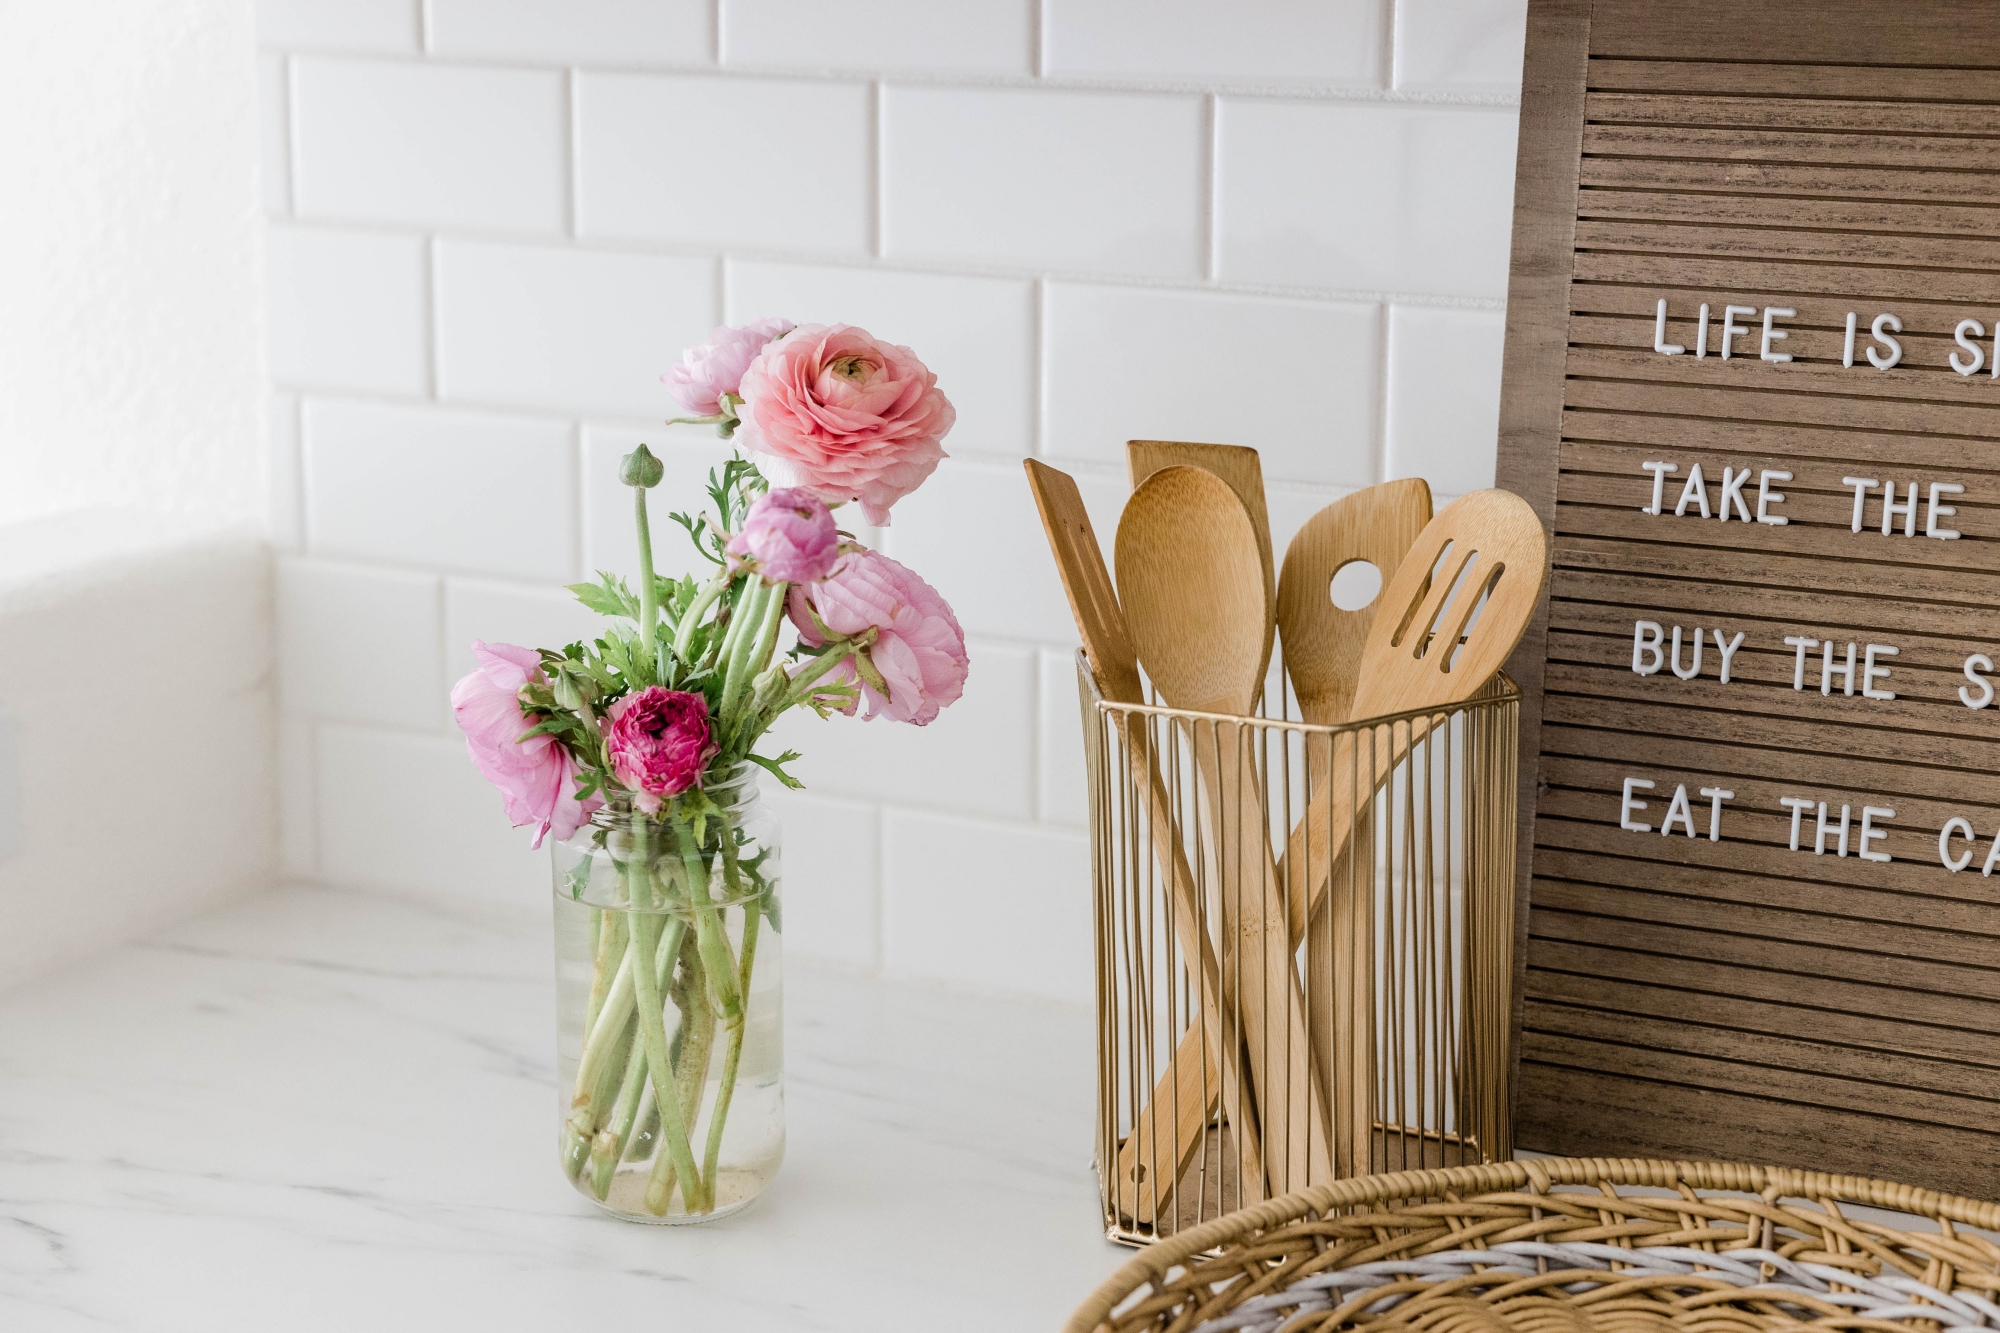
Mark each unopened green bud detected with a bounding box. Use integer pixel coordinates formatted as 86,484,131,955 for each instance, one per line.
620,444,664,489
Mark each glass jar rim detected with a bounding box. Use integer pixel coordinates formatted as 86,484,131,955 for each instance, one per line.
591,760,760,824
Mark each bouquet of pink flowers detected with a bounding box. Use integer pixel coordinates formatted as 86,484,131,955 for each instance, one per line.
453,320,966,1221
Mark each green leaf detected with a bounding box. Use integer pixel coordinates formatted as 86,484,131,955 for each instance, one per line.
568,572,640,619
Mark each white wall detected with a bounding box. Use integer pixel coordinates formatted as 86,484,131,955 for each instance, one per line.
259,0,1526,1001
0,0,266,529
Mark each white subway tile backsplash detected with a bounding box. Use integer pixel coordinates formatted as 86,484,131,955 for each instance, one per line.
725,262,1035,459
317,723,552,906
1038,647,1089,827
442,578,606,686
1385,305,1504,495
758,786,880,968
428,0,713,65
304,399,579,581
260,55,291,216
279,716,317,878
880,458,1089,644
766,640,1036,821
265,226,427,395
1216,99,1519,299
292,58,565,232
435,242,715,418
577,74,871,254
1394,0,1529,94
882,86,1204,278
721,0,1032,73
1045,0,1385,86
278,557,444,730
1042,284,1379,488
881,811,1091,1000
269,393,304,553
258,0,418,52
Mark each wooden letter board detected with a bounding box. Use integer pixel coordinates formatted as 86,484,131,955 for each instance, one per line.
1497,0,2000,1194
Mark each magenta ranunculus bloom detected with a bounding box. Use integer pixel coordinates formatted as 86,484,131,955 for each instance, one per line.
603,686,718,812
724,487,842,585
662,317,795,417
452,641,603,848
735,324,954,527
788,549,968,726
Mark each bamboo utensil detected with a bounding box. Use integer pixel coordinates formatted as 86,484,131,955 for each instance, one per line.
1275,478,1432,1173
1127,441,1276,687
1276,487,1548,1172
1021,460,1263,1223
1114,464,1334,1196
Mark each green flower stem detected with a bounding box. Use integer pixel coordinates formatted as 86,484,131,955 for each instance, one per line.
725,581,788,747
583,908,628,1034
571,939,638,1105
623,821,706,1216
647,934,718,1214
719,578,776,721
585,915,689,1198
670,566,735,665
570,1012,635,1182
635,486,660,681
676,824,743,1028
700,901,762,1197
782,636,868,708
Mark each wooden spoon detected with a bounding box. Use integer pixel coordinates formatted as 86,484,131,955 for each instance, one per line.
1115,464,1333,1196
1277,487,1549,1173
1127,440,1275,689
1276,479,1432,1171
1021,460,1263,1223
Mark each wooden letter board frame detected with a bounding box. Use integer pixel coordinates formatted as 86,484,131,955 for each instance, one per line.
1497,0,2000,1194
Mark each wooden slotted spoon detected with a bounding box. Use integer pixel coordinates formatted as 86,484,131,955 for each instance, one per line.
1277,488,1548,1172
1021,460,1264,1223
1116,465,1334,1197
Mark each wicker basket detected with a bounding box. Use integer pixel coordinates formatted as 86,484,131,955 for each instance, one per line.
1065,1157,2000,1333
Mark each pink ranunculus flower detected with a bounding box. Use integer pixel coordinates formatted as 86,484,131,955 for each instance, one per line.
603,686,718,812
725,486,843,585
452,641,602,849
788,549,968,725
735,324,954,527
663,317,796,418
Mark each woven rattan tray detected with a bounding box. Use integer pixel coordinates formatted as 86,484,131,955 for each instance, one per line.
1065,1158,2000,1333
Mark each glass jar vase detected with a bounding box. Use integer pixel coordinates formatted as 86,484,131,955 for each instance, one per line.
550,765,783,1223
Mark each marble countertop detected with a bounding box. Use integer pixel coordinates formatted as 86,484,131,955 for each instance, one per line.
0,886,1132,1331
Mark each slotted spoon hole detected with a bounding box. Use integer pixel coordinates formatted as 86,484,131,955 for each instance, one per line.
1415,548,1482,661
1442,564,1506,675
1389,539,1454,648
1328,559,1382,612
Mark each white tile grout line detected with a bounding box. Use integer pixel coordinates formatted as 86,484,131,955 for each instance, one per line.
564,68,581,239
1374,302,1394,485
567,423,586,583
282,55,302,217
1028,277,1046,458
1382,0,1402,93
423,236,442,400
709,0,723,66
260,44,1522,107
869,81,884,260
1201,93,1219,283
269,217,1505,311
417,0,434,56
1031,0,1047,79
872,803,887,971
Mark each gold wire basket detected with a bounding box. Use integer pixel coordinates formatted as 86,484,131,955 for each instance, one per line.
1081,653,1521,1245
1064,1157,2000,1333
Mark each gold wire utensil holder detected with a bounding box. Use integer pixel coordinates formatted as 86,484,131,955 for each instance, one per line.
1080,652,1520,1246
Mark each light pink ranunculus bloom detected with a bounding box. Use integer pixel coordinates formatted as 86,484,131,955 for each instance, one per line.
788,549,967,725
452,641,602,848
735,324,954,526
725,486,843,585
663,317,796,418
603,686,718,813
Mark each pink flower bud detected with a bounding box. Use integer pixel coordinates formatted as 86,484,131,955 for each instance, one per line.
725,487,842,584
663,317,795,418
603,686,718,812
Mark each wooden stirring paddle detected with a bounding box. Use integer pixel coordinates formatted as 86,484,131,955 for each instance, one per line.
1276,479,1432,1173
1127,441,1276,688
1115,465,1334,1196
1021,460,1263,1224
1277,488,1548,1173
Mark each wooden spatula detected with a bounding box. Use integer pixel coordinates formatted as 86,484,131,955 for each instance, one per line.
1021,459,1263,1223
1116,464,1334,1196
1276,479,1432,1170
1278,488,1549,1173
